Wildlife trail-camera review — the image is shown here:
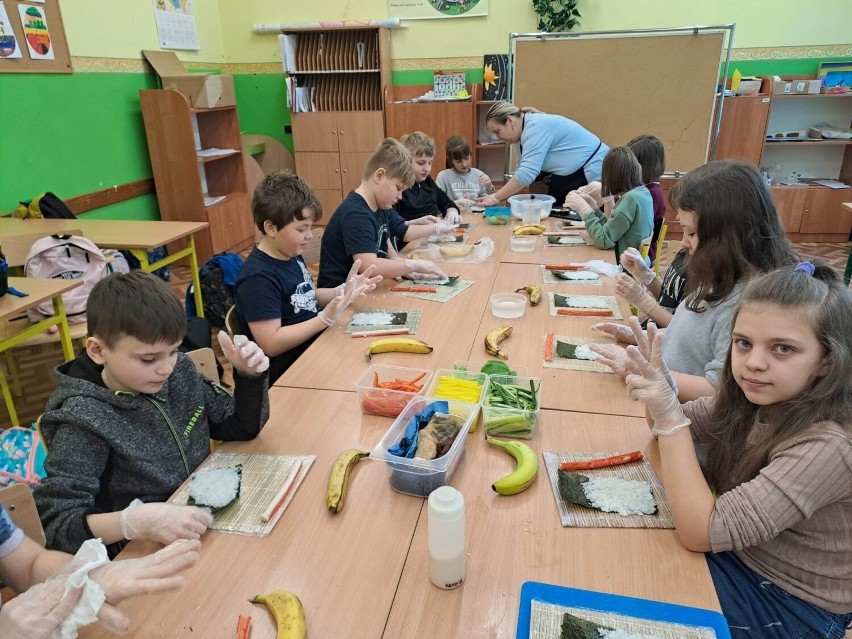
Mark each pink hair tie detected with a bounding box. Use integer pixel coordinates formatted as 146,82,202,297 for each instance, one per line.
794,261,815,276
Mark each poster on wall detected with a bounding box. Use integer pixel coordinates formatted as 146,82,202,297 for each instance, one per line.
152,0,200,51
0,2,22,58
388,0,488,20
18,3,53,60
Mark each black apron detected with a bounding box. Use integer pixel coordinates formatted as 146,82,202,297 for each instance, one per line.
533,140,603,204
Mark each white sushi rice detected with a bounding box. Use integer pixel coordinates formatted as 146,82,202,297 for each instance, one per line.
188,466,241,509
582,476,656,516
560,271,599,281
565,295,609,309
573,344,598,360
351,312,396,326
412,277,449,286
598,629,660,639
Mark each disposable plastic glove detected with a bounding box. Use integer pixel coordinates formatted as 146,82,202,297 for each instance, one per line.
120,499,212,545
563,192,595,219
621,247,656,285
403,258,448,281
478,173,495,194
318,261,381,327
591,321,637,345
616,273,657,315
577,181,603,206
630,320,677,393
217,332,269,376
624,332,689,436
475,193,500,207
407,215,440,225
442,208,461,225
436,220,459,234
588,343,631,380
0,574,83,639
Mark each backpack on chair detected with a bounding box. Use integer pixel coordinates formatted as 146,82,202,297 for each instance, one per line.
24,235,110,324
186,252,244,329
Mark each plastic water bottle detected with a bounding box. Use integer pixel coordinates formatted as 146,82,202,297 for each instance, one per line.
428,486,465,589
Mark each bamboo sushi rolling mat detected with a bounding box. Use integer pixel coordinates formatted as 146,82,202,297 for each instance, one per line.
547,293,624,320
539,266,602,286
387,279,474,303
529,601,718,639
171,451,315,536
542,452,674,529
416,234,470,247
343,308,423,335
542,335,615,373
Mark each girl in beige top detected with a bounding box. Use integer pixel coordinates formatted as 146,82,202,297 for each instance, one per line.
625,262,851,637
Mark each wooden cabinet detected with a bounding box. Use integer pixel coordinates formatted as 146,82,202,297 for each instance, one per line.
140,89,255,263
473,96,510,186
714,94,771,166
287,27,391,220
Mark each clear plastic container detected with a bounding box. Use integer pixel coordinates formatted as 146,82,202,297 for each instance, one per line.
484,206,511,225
371,396,478,497
425,369,489,405
490,292,527,318
509,235,537,252
482,374,542,439
508,194,556,220
355,364,433,418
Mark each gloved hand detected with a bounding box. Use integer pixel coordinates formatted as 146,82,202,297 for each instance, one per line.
563,192,595,219
0,574,84,639
577,181,603,205
591,321,637,345
629,320,677,393
89,538,200,633
436,220,459,234
478,173,495,194
217,332,269,376
621,247,656,285
319,260,381,327
120,500,212,545
443,208,461,225
407,215,440,226
403,258,448,281
475,193,500,207
588,343,631,380
616,273,657,315
624,332,689,436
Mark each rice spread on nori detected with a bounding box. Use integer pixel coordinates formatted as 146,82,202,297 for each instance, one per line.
558,470,657,516
188,465,242,510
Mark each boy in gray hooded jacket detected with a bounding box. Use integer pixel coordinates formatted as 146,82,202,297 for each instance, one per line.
34,270,270,556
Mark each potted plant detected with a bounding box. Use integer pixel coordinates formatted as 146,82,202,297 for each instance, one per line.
531,0,581,32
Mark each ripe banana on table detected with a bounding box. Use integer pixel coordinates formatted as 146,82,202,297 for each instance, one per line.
515,284,542,306
326,448,369,513
439,244,475,258
365,337,433,360
250,589,306,639
488,438,539,495
513,224,546,235
484,326,512,360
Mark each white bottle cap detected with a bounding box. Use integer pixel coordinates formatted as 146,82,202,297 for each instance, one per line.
428,486,463,520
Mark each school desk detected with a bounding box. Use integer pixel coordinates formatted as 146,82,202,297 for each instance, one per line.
0,218,209,318
0,277,81,425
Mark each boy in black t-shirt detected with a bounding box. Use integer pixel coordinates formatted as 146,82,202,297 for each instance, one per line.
318,138,451,289
395,131,461,225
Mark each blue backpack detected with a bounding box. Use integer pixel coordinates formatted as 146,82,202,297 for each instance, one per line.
0,426,47,487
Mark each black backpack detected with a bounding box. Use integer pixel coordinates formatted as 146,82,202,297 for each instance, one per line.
186,253,244,329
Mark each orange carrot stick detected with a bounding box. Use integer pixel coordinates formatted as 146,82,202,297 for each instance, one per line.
559,451,643,471
237,615,252,639
544,333,555,361
557,308,614,317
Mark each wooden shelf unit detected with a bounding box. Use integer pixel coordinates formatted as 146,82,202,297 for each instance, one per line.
288,27,391,219
473,96,511,186
140,89,255,263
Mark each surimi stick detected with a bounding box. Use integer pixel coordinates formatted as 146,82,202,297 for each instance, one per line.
557,308,614,317
260,460,303,522
544,264,586,271
389,286,437,293
351,327,411,338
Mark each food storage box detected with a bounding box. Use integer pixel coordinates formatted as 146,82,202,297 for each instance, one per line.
482,374,542,439
508,194,556,220
484,206,511,225
355,364,433,418
371,396,478,497
425,369,489,405
490,292,527,318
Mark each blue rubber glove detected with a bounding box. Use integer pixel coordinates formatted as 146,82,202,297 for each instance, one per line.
388,401,449,458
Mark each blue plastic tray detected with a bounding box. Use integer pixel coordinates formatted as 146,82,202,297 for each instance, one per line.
516,581,730,638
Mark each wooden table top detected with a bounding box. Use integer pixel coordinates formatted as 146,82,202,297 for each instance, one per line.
0,218,209,250
81,387,425,639
384,409,720,639
0,277,82,322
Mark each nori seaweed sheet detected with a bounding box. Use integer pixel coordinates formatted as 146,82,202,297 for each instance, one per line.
557,471,593,508
554,293,570,308
555,341,578,359
560,611,612,639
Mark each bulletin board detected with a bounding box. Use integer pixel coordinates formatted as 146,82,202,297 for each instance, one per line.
0,0,72,73
511,27,732,174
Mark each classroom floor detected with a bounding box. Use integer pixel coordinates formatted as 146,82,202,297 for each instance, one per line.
1,240,849,430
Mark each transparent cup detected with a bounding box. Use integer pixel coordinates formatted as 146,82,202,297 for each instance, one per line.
520,200,542,226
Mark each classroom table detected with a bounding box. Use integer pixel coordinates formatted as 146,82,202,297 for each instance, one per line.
0,218,208,318
0,277,81,425
384,409,720,638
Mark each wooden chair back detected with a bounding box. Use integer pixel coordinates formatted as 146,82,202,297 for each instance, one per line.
0,484,46,546
187,347,220,385
224,305,246,338
3,229,84,267
654,222,669,275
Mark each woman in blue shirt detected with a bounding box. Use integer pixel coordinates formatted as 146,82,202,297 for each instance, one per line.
476,101,609,206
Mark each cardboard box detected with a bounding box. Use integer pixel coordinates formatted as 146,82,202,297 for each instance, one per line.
142,50,235,109
737,78,762,96
772,77,821,95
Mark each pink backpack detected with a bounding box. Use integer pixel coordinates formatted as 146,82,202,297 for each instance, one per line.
24,235,110,324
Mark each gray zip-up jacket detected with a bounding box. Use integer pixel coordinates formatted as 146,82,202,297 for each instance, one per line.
34,351,269,553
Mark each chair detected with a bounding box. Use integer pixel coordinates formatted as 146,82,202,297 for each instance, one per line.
224,305,245,338
187,347,220,385
0,483,46,546
302,227,324,278
638,232,654,262
654,222,669,276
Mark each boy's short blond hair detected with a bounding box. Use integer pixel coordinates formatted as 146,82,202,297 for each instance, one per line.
400,131,435,159
363,138,415,187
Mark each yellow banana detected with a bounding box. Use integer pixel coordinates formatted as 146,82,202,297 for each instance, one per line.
513,224,546,235
515,284,542,306
484,326,512,360
326,448,369,513
488,438,539,495
365,337,433,360
250,589,306,639
439,244,474,258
